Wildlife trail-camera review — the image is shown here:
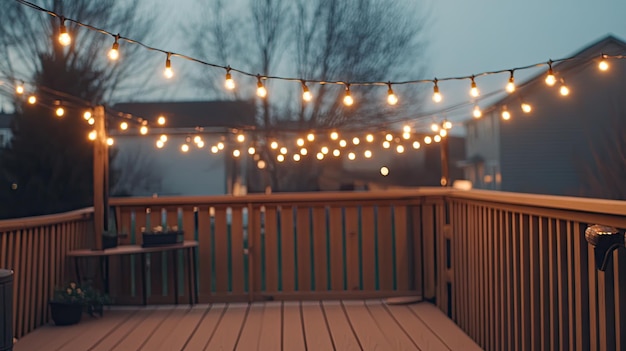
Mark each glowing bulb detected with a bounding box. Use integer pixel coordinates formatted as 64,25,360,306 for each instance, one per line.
300,148,308,155
233,149,241,157
88,118,95,125
470,77,479,97
380,167,389,176
343,86,353,106
332,149,340,157
275,154,284,162
403,125,411,133
434,135,442,143
256,76,267,98
402,132,411,140
225,69,235,90
83,111,92,120
339,139,347,147
211,146,218,153
364,150,372,158
560,84,570,96
27,95,36,104
181,144,189,152
15,83,24,94
120,122,128,130
108,36,120,60
197,141,205,148
521,103,532,113
156,140,165,148
352,137,360,145
163,54,173,79
330,131,339,140
440,129,447,137
385,133,393,142
382,141,391,149
473,105,482,118
366,134,374,142
431,123,440,132
506,72,515,93
307,133,315,142
257,160,266,169
412,141,420,149
396,145,405,153
88,130,97,140
248,146,256,155
296,138,305,146
293,154,301,161
321,146,329,154
387,85,398,105
160,134,168,142
348,152,356,160
217,142,225,150
270,141,279,149
545,64,556,86
280,147,288,155
302,82,312,101
157,116,166,125
55,107,64,117
237,134,245,143
140,126,148,135
194,136,202,144
424,136,432,144
501,109,511,120
58,20,71,46
443,120,452,130
106,137,114,146
316,152,324,160
432,80,442,103
599,56,609,71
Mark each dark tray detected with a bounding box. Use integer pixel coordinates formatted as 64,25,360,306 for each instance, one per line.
141,231,184,247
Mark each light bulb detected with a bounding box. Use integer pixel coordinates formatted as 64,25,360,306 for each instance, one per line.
157,116,166,125
225,69,235,90
120,122,128,130
106,137,114,146
297,138,305,146
140,126,148,135
211,146,218,153
431,123,440,132
470,77,479,97
443,120,452,129
181,144,189,152
58,20,71,46
599,55,609,71
521,103,532,113
55,107,64,117
432,80,442,103
330,131,339,140
300,148,308,155
27,95,36,104
302,82,312,101
440,129,447,137
473,105,482,118
424,136,432,144
277,154,285,162
233,149,241,157
339,139,347,147
280,147,288,155
316,152,324,160
332,149,340,157
88,130,97,140
194,136,202,144
366,134,374,142
293,154,301,161
197,140,205,148
343,85,353,106
383,141,391,149
160,134,168,142
83,111,92,120
396,145,405,153
560,84,570,96
163,54,173,79
403,125,411,133
257,160,266,169
380,167,389,176
412,141,420,149
545,64,556,86
237,134,245,142
321,146,329,154
108,36,120,60
387,84,398,105
156,140,165,148
88,118,95,125
402,132,411,140
501,109,511,120
307,133,315,142
256,76,267,98
348,152,356,160
506,72,515,93
434,135,442,143
364,150,372,158
217,142,225,150
385,133,393,142
270,141,279,149
248,147,256,155
352,137,360,145
15,83,24,94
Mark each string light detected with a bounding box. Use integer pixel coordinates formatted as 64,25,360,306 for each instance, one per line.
225,67,235,90
560,80,570,96
380,167,389,176
473,105,482,118
439,129,447,137
156,140,165,148
469,76,479,97
521,102,532,113
339,139,347,147
270,141,279,149
352,137,360,145
27,95,36,104
256,75,267,98
106,137,114,146
300,148,308,155
506,70,515,93
196,140,205,148
545,61,556,86
402,132,411,139
140,125,148,135
443,120,452,129
217,142,225,150
88,118,95,125
316,152,324,160
321,146,329,154
396,145,405,153
330,131,339,140
431,123,440,132
83,111,92,120
248,146,256,155
296,138,305,146
257,160,266,169
15,82,24,94
193,136,202,144
277,154,285,162
348,152,356,160
58,17,71,46
382,141,391,148
307,133,315,142
233,149,241,157
386,83,398,105
343,84,354,106
163,53,173,79
211,145,218,153
364,150,372,158
157,115,166,125
293,154,301,161
55,106,64,117
181,144,189,152
302,81,312,101
366,134,374,143
432,79,442,103
598,54,609,71
501,107,511,120
424,136,432,144
332,149,340,157
412,141,420,149
280,147,288,155
434,135,442,143
120,122,128,130
108,34,120,60
160,134,168,142
385,133,393,142
237,134,245,142
88,130,97,140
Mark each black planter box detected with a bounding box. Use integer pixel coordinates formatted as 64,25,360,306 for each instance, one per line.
141,231,184,247
102,235,118,250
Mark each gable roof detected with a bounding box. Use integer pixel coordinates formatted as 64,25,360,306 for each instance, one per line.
111,100,256,129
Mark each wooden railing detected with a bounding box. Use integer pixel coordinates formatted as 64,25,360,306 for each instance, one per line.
439,190,626,351
0,208,93,339
109,189,449,304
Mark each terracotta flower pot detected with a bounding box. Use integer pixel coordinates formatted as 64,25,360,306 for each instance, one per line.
49,301,83,326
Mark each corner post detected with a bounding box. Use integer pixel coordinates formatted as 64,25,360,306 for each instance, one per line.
93,105,107,250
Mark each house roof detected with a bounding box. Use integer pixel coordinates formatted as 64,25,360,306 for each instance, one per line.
466,35,626,125
111,100,256,129
0,111,13,129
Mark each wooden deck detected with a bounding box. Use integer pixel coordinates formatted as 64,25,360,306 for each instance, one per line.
13,300,481,351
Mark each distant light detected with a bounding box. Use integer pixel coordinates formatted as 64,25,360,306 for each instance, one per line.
364,150,372,158
106,137,114,146
307,133,315,142
396,145,405,153
27,95,37,104
277,154,285,162
332,149,340,157
330,131,339,140
339,139,347,147
560,84,570,96
300,148,308,155
211,146,218,153
280,147,288,155
181,144,189,152
385,133,393,142
237,134,245,142
293,154,301,161
434,135,442,143
270,141,279,149
424,136,432,144
316,152,324,160
157,116,166,125
382,141,391,149
257,160,266,169
366,134,374,143
412,141,420,149
402,132,411,140
352,137,360,145
88,118,95,125
348,152,356,160
233,149,241,157
217,142,225,150
55,107,64,117
599,58,609,71
380,167,389,176
88,130,97,141
321,146,329,154
297,138,305,146
431,123,439,132
473,105,482,118
248,147,256,155
83,111,92,120
521,103,532,113
156,140,165,148
140,126,148,135
160,134,168,142
502,110,511,120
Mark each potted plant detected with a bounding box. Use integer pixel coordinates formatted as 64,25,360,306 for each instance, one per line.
49,281,110,326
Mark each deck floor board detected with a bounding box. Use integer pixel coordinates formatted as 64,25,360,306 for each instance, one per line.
14,300,481,351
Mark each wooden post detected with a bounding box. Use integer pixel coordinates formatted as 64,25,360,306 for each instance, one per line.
440,135,450,187
93,105,106,250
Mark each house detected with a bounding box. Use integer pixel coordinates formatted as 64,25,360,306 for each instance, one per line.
462,35,626,199
110,100,256,197
0,110,13,148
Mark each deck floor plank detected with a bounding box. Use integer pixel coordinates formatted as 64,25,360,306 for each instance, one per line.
235,303,265,350
204,303,248,351
321,301,362,351
182,303,226,351
301,301,334,351
257,302,282,351
364,300,420,351
408,303,482,351
90,308,157,351
155,305,210,351
111,306,176,351
140,305,195,351
342,300,395,350
57,310,135,351
282,301,306,351
384,304,450,351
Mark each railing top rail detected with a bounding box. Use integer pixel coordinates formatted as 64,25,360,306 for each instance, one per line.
0,207,94,232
